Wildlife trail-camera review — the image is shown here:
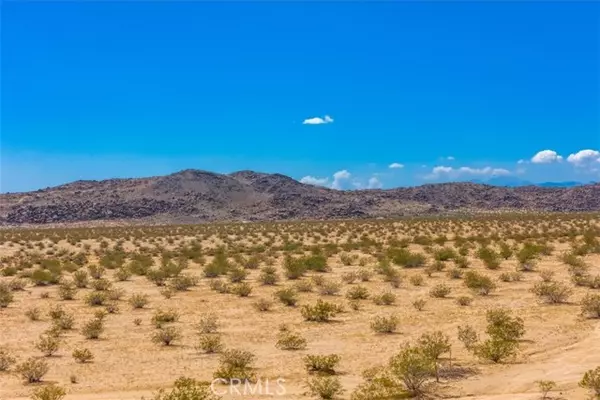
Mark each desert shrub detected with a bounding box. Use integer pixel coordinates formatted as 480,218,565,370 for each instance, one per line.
389,345,436,397
231,282,253,297
295,280,314,293
209,279,229,294
88,264,105,279
464,271,497,295
457,325,479,350
0,347,16,371
253,298,273,312
274,287,298,306
147,268,169,286
409,274,424,286
30,268,60,286
301,300,339,322
228,266,248,283
85,291,107,306
81,318,104,339
107,288,125,301
418,331,451,381
317,279,342,296
58,281,77,300
9,278,27,291
259,266,279,285
151,377,220,400
196,334,224,354
105,302,120,314
306,376,344,400
412,298,426,311
345,285,369,300
197,313,219,334
72,270,88,288
0,282,14,307
388,248,426,268
447,268,463,279
341,272,358,284
370,315,399,334
357,268,373,282
283,255,307,280
170,274,198,291
536,380,556,399
473,337,519,363
129,293,149,309
429,283,451,298
456,295,473,306
53,313,75,331
538,269,555,282
485,308,525,342
303,254,330,273
72,348,94,363
26,307,42,321
372,291,396,306
36,334,60,356
30,384,66,400
134,318,142,326
15,357,49,383
477,247,501,269
340,252,356,266
152,309,180,328
581,293,600,318
531,281,572,304
152,326,182,346
304,354,341,375
579,366,600,397
276,330,307,351
213,349,256,382
115,267,132,282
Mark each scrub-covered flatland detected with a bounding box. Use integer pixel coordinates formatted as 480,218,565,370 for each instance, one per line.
1,215,600,400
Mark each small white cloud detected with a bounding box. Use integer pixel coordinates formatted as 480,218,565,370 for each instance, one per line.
302,115,334,125
331,169,351,189
531,150,563,164
446,156,455,161
566,149,600,166
426,165,510,180
367,176,383,189
517,159,527,164
388,162,404,169
300,176,329,186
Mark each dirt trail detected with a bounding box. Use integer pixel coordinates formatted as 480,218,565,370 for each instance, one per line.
455,321,600,400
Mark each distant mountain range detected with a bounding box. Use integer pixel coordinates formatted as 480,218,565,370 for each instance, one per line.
1,169,599,225
470,177,594,188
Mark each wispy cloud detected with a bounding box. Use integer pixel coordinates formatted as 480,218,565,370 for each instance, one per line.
388,162,404,169
367,176,383,189
299,176,329,187
531,150,563,164
426,165,510,180
302,115,334,125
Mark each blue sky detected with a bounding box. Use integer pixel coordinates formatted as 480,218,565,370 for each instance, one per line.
2,1,599,192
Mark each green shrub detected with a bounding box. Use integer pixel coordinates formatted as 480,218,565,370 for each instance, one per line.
82,318,104,339
304,354,341,375
372,291,396,306
196,334,224,354
152,326,181,346
388,345,435,397
72,270,88,288
306,376,344,400
213,349,256,383
370,315,399,334
276,330,307,351
409,274,424,286
456,295,473,306
301,300,339,322
25,307,42,321
485,308,525,342
228,266,248,283
151,377,220,400
197,313,219,334
464,271,497,295
30,384,66,400
258,266,279,285
0,282,14,307
531,281,572,304
85,291,107,306
152,309,180,328
429,283,451,298
412,299,426,311
72,348,94,363
0,347,16,371
129,293,149,309
15,357,49,383
579,366,600,397
473,337,519,363
274,287,298,306
231,282,253,297
58,281,77,300
318,280,342,296
581,293,600,318
295,280,314,292
36,334,60,356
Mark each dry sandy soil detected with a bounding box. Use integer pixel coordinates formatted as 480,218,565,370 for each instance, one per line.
1,216,599,400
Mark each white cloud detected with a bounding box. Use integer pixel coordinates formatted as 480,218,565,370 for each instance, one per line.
302,115,334,125
426,165,510,180
446,156,455,161
331,169,351,189
566,149,600,166
531,150,563,164
388,162,404,169
300,176,329,186
517,159,527,164
367,176,383,189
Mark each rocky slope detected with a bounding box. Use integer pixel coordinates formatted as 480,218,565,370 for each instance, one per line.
1,169,599,225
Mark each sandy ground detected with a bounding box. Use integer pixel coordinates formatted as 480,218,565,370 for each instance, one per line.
1,218,599,400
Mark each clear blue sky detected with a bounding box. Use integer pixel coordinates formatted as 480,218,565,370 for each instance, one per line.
2,1,599,192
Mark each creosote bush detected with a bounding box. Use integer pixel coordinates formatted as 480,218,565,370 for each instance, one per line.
301,299,339,322
0,347,16,371
30,384,66,400
72,348,94,363
15,357,49,383
370,315,399,334
306,376,344,400
579,366,600,397
151,377,221,400
303,354,341,375
152,326,182,346
213,349,256,383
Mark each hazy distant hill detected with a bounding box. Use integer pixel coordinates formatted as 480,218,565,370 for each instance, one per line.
1,169,599,225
